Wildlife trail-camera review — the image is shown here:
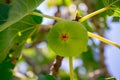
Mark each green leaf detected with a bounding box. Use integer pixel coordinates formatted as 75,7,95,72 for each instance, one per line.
0,0,43,32
0,55,15,80
112,17,120,22
81,46,99,70
0,0,12,4
32,10,43,24
0,0,5,3
103,0,120,16
0,13,42,62
105,77,116,80
0,3,10,25
38,74,56,80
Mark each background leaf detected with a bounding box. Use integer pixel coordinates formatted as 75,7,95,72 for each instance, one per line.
81,46,99,70
0,56,15,80
0,0,5,3
105,77,116,80
112,17,120,22
38,74,56,80
103,0,120,16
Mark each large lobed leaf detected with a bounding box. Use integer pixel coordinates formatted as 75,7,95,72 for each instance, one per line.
0,3,43,62
0,15,40,78
0,2,43,79
0,3,10,24
0,14,42,62
0,56,15,80
0,0,43,31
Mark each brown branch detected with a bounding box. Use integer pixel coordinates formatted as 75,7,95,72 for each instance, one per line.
49,55,63,77
49,6,64,78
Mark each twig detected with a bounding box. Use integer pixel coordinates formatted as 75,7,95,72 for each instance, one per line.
49,55,63,77
49,7,64,78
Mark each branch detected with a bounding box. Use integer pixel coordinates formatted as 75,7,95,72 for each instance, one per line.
88,32,120,48
49,7,64,77
49,55,63,77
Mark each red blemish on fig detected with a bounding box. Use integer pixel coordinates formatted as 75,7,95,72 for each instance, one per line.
61,33,69,41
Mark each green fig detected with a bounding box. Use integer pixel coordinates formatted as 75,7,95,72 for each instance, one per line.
48,20,88,57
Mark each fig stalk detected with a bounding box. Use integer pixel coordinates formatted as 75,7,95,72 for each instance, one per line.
69,57,74,80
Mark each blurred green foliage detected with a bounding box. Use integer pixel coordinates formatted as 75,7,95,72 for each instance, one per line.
105,77,116,80
38,74,56,80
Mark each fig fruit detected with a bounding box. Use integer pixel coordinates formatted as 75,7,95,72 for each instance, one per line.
48,20,88,57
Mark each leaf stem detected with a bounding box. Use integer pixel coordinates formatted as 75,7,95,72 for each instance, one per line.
30,12,64,21
88,32,120,48
79,7,109,22
69,57,74,80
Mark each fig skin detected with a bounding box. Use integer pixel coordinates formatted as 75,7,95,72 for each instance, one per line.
48,20,88,57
